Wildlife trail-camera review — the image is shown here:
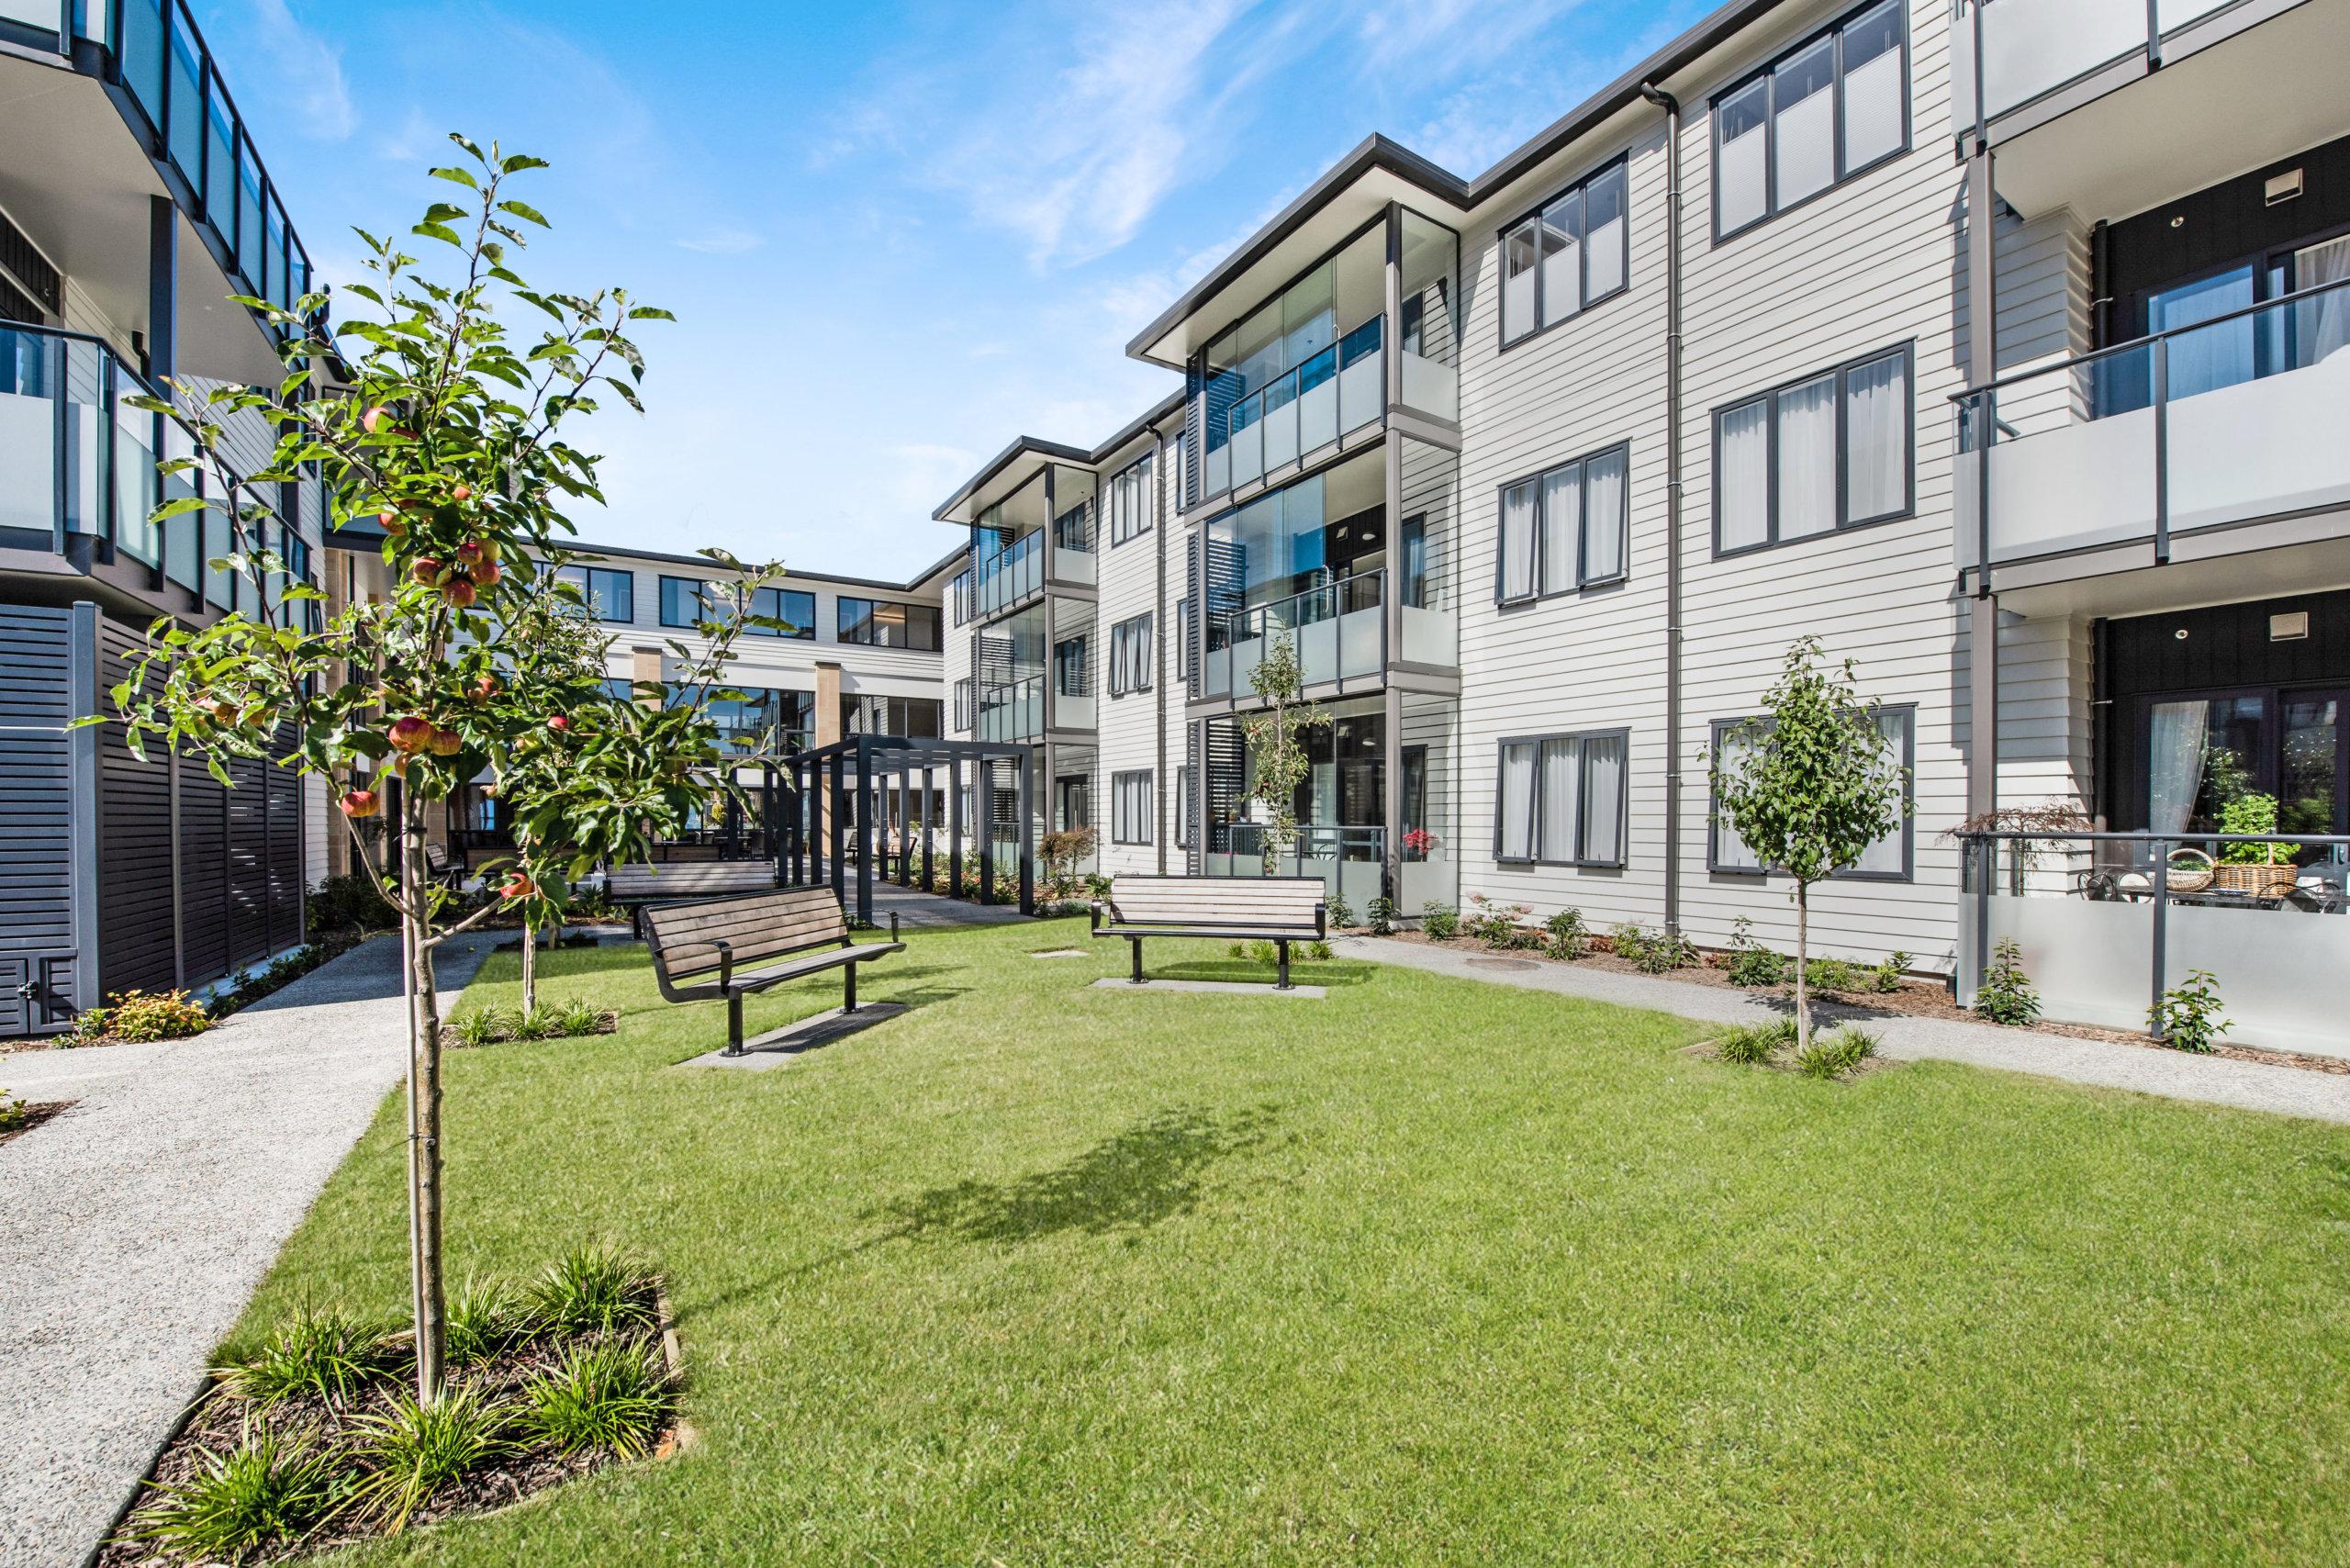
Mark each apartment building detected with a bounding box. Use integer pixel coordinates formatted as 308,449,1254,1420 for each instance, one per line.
0,1,330,1035
323,530,960,870
942,0,2350,1050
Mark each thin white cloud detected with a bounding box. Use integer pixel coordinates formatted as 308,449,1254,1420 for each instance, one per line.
1355,0,1591,80
248,0,355,140
677,228,764,255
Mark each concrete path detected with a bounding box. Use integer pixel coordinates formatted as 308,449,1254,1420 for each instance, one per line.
1338,935,2350,1126
0,932,497,1567
868,882,1034,929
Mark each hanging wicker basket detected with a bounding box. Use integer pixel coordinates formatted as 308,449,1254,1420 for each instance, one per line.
2164,846,2214,894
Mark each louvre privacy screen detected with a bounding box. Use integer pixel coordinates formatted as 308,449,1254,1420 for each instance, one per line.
0,602,306,1036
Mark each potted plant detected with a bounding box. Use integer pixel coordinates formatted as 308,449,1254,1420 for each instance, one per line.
2212,790,2289,895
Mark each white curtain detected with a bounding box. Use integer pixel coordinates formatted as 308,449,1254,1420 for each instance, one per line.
2293,236,2350,366
1583,734,1625,865
1718,82,1770,233
1776,374,1838,539
2147,699,2210,836
1844,352,1907,521
1540,195,1581,327
1713,726,1763,870
1773,41,1836,207
1540,465,1581,595
1499,742,1537,859
1539,737,1581,861
1583,447,1627,581
1502,222,1538,342
1501,479,1539,600
1852,711,1909,875
1717,399,1771,550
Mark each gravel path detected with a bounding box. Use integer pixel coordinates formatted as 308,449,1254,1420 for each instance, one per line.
1338,935,2350,1126
0,932,497,1567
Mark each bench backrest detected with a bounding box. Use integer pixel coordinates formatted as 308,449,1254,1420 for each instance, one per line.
423,845,453,873
608,861,777,899
1106,875,1325,932
643,888,848,982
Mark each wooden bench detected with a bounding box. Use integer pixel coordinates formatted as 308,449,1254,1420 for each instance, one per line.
421,844,465,890
643,889,904,1058
607,860,778,937
1091,875,1327,989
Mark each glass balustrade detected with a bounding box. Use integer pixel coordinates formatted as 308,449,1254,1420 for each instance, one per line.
972,531,1042,618
1203,570,1385,700
1953,0,2255,133
977,676,1045,744
1957,275,2350,575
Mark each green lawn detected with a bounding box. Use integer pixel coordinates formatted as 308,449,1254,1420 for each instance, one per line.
235,919,2350,1563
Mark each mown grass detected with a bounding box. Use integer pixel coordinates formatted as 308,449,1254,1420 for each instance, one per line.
231,918,2350,1563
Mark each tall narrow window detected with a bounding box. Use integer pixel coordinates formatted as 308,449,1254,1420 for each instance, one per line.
1495,731,1629,867
1501,157,1631,348
1710,709,1910,877
1113,770,1155,845
1714,345,1910,555
1496,442,1632,601
1109,613,1154,696
1712,0,1908,241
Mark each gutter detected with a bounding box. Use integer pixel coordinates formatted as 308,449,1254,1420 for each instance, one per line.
1640,80,1686,939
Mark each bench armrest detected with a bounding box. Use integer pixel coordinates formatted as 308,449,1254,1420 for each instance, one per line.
1315,902,1327,940
711,938,734,992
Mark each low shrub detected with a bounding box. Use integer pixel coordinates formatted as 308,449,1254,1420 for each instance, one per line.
1228,939,1331,966
348,1385,511,1531
1612,924,1695,974
1715,1016,1796,1065
307,870,399,936
452,1008,509,1048
1545,908,1586,959
0,1091,26,1133
1867,951,1914,993
127,1429,346,1562
520,1340,672,1462
2152,969,2229,1053
445,1278,526,1369
1420,902,1460,940
1462,895,1533,947
1366,897,1397,935
1324,891,1354,931
1796,1025,1880,1081
1974,937,2041,1026
1723,917,1787,988
1804,957,1863,994
527,1244,658,1338
74,989,212,1044
221,1303,397,1408
554,996,602,1036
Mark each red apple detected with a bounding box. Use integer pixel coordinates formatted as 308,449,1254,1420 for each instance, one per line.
547,714,571,733
410,556,443,587
388,714,434,754
474,537,501,564
340,789,380,819
473,558,501,587
429,727,463,757
454,539,486,568
469,675,499,703
453,484,473,503
361,405,387,434
443,577,478,609
499,873,534,901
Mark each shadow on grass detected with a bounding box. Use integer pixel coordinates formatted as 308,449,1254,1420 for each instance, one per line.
1147,960,1372,989
868,1103,1277,1246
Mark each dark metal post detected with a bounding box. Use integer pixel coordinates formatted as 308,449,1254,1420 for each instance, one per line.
2149,837,2171,1038
855,740,874,928
921,766,935,890
829,755,846,909
977,761,995,904
948,757,964,897
1016,745,1035,916
2152,333,2170,564
898,767,913,885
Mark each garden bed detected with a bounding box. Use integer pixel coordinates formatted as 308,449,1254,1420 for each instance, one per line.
0,1097,73,1146
444,1003,620,1049
102,1249,679,1566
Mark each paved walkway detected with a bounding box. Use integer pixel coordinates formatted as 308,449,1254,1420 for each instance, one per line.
0,932,497,1567
868,883,1034,929
1337,935,2350,1126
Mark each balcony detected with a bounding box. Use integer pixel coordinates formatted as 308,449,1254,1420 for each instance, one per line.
1,319,313,621
1949,0,2350,223
0,0,317,379
1957,830,2350,1056
1955,277,2350,605
1203,570,1386,700
970,528,1092,622
976,676,1043,745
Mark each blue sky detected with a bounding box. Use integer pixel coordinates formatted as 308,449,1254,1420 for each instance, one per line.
195,0,1706,580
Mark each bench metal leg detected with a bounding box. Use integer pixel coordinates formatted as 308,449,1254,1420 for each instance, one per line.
1276,939,1292,990
723,988,744,1057
844,962,857,1014
1130,937,1145,985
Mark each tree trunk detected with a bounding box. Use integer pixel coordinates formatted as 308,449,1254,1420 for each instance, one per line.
520,920,536,1017
401,801,448,1400
1793,879,1812,1054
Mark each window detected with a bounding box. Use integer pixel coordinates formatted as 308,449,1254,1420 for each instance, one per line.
744,586,814,639
1714,343,1910,556
1113,770,1155,845
1709,707,1913,878
1497,442,1630,601
1495,731,1628,868
843,695,942,737
1106,453,1154,544
837,597,942,650
1055,636,1089,698
566,566,634,623
658,575,716,628
952,569,972,625
953,678,971,732
1109,612,1154,696
1712,0,1907,242
1500,158,1630,347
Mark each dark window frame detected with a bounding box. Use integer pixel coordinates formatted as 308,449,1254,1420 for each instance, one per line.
952,677,971,733
1706,705,1916,881
1710,341,1915,560
1492,727,1631,870
1708,0,1911,246
1494,440,1633,605
1496,152,1633,353
1113,768,1155,846
1106,451,1156,546
568,565,634,624
836,595,943,650
657,574,715,629
1109,611,1155,697
743,585,815,640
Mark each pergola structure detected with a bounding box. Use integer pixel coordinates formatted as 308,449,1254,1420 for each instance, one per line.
778,735,1035,926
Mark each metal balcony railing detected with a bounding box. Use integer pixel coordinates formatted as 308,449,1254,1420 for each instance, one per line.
1954,274,2350,580
1203,569,1385,700
976,675,1044,744
1950,0,2246,137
